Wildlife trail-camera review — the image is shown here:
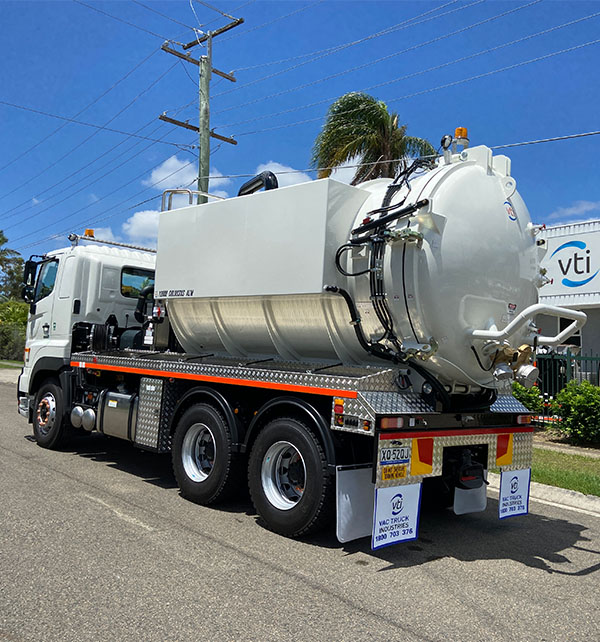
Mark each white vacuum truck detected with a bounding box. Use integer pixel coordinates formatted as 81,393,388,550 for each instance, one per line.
17,132,585,547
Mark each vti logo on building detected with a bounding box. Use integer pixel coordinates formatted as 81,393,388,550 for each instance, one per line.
550,240,599,287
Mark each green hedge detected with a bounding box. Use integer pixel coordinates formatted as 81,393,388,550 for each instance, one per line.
553,380,600,445
0,300,27,361
512,382,543,414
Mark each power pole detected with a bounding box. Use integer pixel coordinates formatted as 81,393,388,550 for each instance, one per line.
160,15,243,204
198,35,211,203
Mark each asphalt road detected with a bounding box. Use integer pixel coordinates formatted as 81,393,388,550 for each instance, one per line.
1,382,599,642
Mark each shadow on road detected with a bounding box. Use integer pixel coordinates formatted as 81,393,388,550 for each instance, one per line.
25,430,599,576
309,501,600,576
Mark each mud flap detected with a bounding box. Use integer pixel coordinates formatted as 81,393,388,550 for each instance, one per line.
336,464,374,543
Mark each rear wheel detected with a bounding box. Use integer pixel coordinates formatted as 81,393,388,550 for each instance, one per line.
248,417,334,537
172,403,239,505
33,379,69,449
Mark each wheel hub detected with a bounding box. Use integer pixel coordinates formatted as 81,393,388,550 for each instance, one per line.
182,423,216,482
261,441,306,511
36,394,56,436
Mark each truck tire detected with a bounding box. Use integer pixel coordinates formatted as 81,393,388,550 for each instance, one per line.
33,379,69,449
172,403,240,505
248,417,334,538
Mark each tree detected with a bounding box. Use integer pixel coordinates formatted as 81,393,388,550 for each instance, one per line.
311,92,435,185
0,230,24,301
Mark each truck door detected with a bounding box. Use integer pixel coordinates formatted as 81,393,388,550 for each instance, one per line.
26,258,60,366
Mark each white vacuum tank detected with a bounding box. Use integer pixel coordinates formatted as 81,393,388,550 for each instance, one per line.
155,142,583,390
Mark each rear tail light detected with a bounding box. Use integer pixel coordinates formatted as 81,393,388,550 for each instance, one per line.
516,415,532,425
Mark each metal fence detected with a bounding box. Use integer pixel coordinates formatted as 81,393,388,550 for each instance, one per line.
536,351,600,396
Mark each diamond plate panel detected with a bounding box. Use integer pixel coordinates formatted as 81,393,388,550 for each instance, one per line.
360,391,434,415
72,351,400,393
329,391,435,435
502,432,534,472
375,431,534,488
135,377,163,449
490,394,528,413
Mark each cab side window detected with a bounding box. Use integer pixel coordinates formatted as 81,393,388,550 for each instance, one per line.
121,267,155,298
35,260,59,302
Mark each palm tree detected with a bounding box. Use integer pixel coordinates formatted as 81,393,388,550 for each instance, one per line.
311,92,435,185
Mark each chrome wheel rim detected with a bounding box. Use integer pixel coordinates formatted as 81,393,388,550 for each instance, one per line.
36,393,57,436
261,441,306,511
182,423,216,482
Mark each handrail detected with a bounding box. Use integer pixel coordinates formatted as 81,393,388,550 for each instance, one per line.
471,303,587,347
160,189,226,211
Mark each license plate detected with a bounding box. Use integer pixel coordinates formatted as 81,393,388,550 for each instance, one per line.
381,464,408,481
380,446,410,465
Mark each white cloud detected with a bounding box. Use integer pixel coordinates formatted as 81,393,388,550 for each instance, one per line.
122,209,160,245
548,200,600,222
89,193,99,203
142,155,198,189
209,168,232,192
329,158,359,185
142,157,231,200
31,197,41,205
255,161,312,188
92,227,118,241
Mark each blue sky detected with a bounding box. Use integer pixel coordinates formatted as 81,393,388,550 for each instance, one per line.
1,0,599,256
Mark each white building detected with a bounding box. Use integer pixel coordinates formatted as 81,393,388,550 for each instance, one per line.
538,220,600,354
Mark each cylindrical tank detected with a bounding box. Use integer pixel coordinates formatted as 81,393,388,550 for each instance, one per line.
158,145,542,389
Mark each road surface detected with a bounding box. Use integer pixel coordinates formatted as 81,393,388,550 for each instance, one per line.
1,381,598,641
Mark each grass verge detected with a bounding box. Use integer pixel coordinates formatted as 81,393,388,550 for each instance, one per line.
0,360,23,370
532,448,600,497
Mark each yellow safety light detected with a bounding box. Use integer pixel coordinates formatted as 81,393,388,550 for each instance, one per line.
85,229,95,237
455,126,468,139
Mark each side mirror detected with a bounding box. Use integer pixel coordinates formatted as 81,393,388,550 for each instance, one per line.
23,259,38,287
21,284,35,303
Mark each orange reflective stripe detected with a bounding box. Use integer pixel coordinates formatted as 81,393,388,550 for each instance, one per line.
70,361,358,399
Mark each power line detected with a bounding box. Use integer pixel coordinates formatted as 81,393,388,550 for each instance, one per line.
231,0,461,73
15,127,600,252
0,47,159,175
0,60,184,204
73,0,176,41
2,126,176,232
0,120,165,221
131,0,196,30
234,37,600,137
218,0,323,42
217,7,596,129
492,130,600,149
215,0,542,121
1,97,197,220
212,0,478,99
194,0,237,21
13,143,199,250
0,95,193,149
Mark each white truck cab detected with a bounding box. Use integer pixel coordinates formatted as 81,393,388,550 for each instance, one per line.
18,239,156,426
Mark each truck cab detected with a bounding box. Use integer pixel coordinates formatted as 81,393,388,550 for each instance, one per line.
18,240,156,426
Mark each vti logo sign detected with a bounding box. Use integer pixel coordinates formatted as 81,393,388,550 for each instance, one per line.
550,240,599,288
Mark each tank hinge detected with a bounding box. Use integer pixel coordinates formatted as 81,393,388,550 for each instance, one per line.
402,337,438,361
385,228,424,248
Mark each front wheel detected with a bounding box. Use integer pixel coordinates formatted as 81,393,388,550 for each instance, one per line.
172,403,240,505
33,379,69,449
248,417,334,537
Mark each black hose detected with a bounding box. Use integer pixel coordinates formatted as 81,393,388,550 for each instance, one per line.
134,284,154,324
335,244,370,277
351,199,429,235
